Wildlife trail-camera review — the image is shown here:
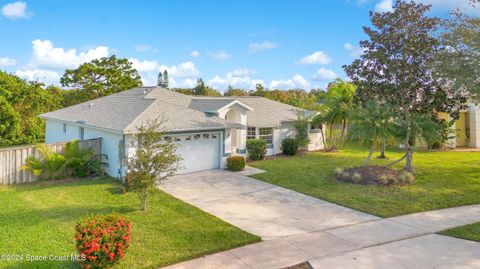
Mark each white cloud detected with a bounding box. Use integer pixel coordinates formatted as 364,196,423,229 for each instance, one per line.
15,69,60,85
1,1,31,19
313,68,338,81
159,61,200,78
207,68,263,90
270,74,310,89
129,58,159,73
248,41,279,53
208,50,231,60
414,0,480,15
30,39,110,69
134,45,152,52
0,57,16,66
375,0,394,12
296,51,332,65
344,42,363,58
190,51,200,58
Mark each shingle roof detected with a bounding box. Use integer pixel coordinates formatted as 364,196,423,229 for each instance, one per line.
41,87,309,133
189,99,236,112
40,87,241,133
191,96,306,127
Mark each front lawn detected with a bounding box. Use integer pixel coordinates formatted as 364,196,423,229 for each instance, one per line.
439,222,480,242
0,178,260,268
249,146,480,217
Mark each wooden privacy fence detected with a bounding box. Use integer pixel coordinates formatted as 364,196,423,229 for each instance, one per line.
0,138,102,185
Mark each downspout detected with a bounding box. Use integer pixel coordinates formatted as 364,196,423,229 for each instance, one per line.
118,134,126,181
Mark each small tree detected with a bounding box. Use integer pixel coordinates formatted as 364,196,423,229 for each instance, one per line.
348,101,397,166
124,119,182,211
294,114,310,148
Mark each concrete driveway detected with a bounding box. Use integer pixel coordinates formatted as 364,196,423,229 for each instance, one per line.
161,167,378,239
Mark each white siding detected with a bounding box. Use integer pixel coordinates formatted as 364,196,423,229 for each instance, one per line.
45,119,123,178
273,122,296,155
83,128,123,178
46,120,81,143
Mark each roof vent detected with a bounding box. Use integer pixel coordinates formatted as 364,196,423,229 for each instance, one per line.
89,103,93,108
143,88,148,94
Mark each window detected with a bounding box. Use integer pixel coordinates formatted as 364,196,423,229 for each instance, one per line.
79,127,84,140
63,123,67,134
203,134,210,139
247,127,256,140
258,127,273,146
194,134,201,140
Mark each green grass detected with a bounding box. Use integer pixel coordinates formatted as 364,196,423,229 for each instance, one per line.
439,222,480,242
0,178,260,269
249,146,480,218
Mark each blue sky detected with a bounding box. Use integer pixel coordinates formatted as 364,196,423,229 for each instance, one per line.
0,0,477,91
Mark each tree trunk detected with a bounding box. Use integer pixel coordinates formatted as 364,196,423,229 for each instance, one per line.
377,140,387,159
141,191,147,211
405,144,413,173
384,153,407,167
328,123,334,150
340,119,346,144
320,126,327,150
364,143,376,167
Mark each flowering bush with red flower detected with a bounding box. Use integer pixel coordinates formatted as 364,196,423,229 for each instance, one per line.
75,213,132,268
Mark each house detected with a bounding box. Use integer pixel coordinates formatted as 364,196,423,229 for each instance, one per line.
40,86,324,177
440,103,480,148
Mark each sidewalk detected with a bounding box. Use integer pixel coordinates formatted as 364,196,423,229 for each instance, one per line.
163,204,480,269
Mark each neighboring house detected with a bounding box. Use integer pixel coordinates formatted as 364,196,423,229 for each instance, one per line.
440,103,480,148
40,86,324,177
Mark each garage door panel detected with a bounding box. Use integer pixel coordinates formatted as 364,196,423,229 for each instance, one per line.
174,132,220,174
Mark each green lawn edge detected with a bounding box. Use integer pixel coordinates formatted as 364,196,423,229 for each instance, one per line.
248,146,480,218
0,177,260,269
439,222,480,242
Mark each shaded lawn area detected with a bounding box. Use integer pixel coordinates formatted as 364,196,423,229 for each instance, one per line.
439,222,480,242
249,146,480,218
0,178,260,269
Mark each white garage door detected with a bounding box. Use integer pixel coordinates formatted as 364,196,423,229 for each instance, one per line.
173,132,221,174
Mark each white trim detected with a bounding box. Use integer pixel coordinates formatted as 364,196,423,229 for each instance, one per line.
42,117,124,134
218,100,254,112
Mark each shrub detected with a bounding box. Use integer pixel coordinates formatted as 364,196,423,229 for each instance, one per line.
22,141,106,180
294,115,310,147
22,143,65,180
352,172,362,183
227,156,246,171
75,213,132,269
281,137,299,156
64,140,105,177
334,167,344,175
246,139,267,160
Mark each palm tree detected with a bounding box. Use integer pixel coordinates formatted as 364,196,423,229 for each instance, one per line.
348,101,397,166
385,113,442,172
317,79,355,150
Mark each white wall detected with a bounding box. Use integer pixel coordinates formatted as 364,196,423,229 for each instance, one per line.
45,119,124,178
273,122,296,155
45,120,80,143
469,104,480,148
83,128,124,178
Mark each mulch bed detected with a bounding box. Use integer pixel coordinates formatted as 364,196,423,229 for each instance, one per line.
335,165,414,186
29,176,101,186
